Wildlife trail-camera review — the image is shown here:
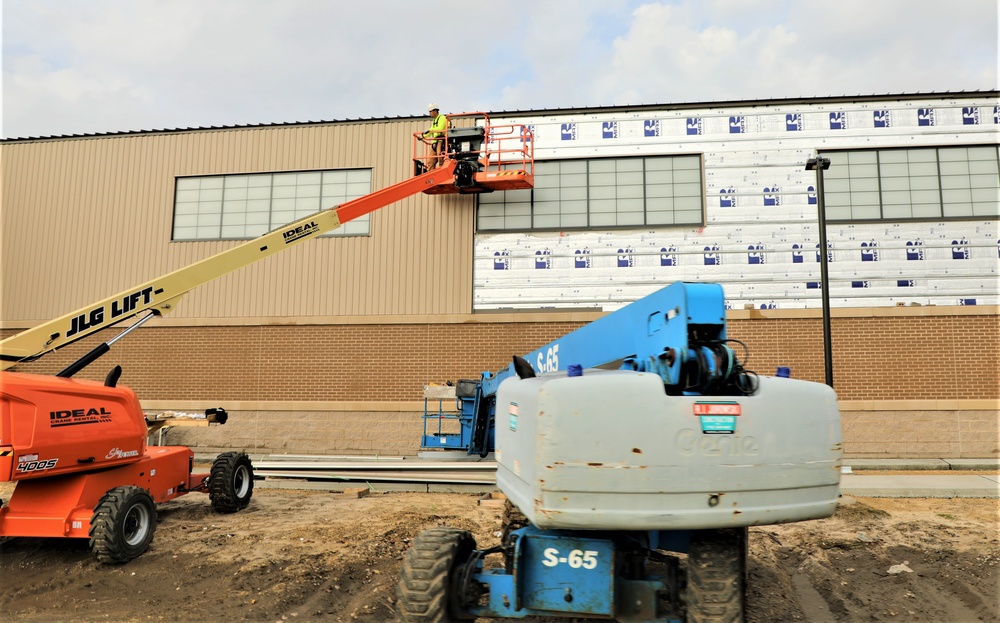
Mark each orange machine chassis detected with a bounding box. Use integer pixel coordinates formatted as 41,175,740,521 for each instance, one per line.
0,446,202,539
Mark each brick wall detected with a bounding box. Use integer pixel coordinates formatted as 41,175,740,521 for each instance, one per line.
159,410,426,458
725,315,999,401
4,311,997,457
841,409,997,458
3,322,585,402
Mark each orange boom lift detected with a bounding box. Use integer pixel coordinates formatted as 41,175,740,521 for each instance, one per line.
0,113,533,562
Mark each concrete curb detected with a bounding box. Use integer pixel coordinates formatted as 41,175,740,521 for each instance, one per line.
844,458,1000,471
839,474,999,498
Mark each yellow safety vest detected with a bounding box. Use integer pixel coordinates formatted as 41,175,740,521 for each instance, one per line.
423,114,447,139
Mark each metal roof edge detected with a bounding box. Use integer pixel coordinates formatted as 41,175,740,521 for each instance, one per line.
2,90,996,143
486,90,1000,118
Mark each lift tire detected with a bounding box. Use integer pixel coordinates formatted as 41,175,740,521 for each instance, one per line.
397,527,477,622
686,528,747,623
89,485,157,564
209,451,254,513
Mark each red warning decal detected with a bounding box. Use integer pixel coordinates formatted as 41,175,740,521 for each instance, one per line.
693,402,741,416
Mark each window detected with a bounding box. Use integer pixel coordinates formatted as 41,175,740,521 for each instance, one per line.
172,169,372,241
822,146,1000,221
477,155,704,231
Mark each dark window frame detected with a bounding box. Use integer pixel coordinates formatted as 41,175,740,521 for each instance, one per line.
476,154,707,232
819,145,1000,223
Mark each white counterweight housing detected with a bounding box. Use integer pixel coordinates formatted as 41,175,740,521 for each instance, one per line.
494,368,842,531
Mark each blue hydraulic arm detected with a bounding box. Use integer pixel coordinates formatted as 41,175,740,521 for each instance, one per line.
481,281,739,396
424,282,757,456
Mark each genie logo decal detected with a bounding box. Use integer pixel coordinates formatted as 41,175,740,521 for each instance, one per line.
602,121,619,139
995,107,1000,124
704,244,722,265
520,125,535,143
644,119,661,137
729,116,747,134
675,429,759,456
906,240,924,260
962,107,981,125
763,186,780,206
617,247,634,267
952,238,970,259
493,250,510,270
759,301,777,310
918,108,936,126
686,117,703,135
720,187,737,208
534,248,552,269
874,110,891,128
960,298,977,305
574,248,591,268
748,243,766,265
808,185,817,205
861,241,879,262
852,280,870,288
785,113,803,131
829,112,848,130
660,245,678,266
561,123,578,140
897,279,915,287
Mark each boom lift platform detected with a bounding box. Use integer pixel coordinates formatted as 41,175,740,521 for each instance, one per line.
0,112,534,562
398,281,843,623
413,111,534,194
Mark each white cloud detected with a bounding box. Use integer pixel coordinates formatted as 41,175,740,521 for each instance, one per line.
2,0,996,138
594,0,998,105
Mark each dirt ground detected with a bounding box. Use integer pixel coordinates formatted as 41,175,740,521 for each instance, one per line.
1,482,997,623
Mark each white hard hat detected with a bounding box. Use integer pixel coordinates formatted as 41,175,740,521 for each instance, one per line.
427,103,439,112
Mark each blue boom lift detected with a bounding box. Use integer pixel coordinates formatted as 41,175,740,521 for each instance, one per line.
399,281,843,622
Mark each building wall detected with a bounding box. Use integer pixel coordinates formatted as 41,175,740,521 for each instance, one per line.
2,94,998,459
480,94,999,310
4,304,996,458
1,120,475,325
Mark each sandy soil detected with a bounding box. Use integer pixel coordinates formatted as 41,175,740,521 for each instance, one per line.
1,483,997,623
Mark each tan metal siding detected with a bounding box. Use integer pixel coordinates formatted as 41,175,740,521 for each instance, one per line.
1,120,474,326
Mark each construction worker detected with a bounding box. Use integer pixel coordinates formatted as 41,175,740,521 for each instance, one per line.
421,104,448,170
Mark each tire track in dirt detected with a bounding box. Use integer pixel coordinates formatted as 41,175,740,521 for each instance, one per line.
748,498,999,623
1,488,997,623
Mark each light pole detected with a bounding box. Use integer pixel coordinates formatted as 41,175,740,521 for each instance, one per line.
806,156,833,387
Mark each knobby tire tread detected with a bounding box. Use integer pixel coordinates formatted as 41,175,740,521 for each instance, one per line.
397,527,474,623
686,529,747,623
209,451,253,513
89,485,156,564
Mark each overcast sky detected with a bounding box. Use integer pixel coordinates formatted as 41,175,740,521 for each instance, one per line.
2,0,997,139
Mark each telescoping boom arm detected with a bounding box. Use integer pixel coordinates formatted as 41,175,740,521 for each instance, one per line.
482,281,752,396
0,161,459,370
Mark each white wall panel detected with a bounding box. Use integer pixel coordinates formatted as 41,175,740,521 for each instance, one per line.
476,96,999,310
